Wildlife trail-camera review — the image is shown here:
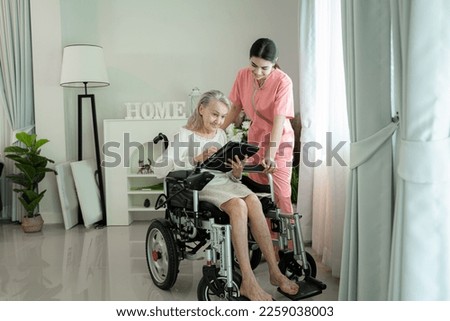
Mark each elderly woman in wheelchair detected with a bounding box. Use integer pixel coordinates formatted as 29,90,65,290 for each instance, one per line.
147,90,325,300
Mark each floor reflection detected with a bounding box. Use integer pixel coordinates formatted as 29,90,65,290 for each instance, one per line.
0,221,338,301
0,224,63,300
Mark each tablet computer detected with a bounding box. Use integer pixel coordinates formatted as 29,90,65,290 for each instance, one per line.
202,141,259,172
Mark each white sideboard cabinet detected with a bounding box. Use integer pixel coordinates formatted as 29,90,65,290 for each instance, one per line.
103,119,186,225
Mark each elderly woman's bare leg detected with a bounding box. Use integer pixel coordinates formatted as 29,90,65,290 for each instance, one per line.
221,198,274,301
244,194,299,295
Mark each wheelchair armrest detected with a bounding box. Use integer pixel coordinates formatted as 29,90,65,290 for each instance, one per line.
166,168,215,191
167,170,192,180
241,175,271,194
185,171,214,191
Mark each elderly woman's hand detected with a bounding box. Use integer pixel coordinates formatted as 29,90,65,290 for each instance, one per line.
193,146,218,164
227,155,247,179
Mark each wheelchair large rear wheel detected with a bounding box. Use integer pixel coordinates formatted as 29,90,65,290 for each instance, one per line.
145,219,179,290
197,271,242,301
279,251,317,281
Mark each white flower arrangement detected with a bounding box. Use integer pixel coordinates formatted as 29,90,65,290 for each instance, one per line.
226,120,251,142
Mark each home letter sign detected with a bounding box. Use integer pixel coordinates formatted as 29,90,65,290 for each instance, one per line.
125,102,187,120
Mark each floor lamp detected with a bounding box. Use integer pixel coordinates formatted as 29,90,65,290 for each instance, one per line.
60,44,109,226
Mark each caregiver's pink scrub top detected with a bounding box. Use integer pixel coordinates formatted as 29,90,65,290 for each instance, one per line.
229,67,295,167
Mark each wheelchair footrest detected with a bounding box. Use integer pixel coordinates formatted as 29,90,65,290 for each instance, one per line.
231,295,250,301
278,276,326,301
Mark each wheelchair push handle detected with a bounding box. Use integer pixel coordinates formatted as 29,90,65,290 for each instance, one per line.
243,164,266,172
241,164,275,201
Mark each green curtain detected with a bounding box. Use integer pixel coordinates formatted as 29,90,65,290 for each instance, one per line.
340,0,450,300
339,0,395,300
0,0,35,221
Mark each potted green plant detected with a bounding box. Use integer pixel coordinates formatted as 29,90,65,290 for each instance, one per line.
4,132,57,232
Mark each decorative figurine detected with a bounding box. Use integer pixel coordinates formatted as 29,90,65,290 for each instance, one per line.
137,158,153,174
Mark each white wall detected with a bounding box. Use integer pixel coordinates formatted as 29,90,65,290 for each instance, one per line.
31,0,300,223
31,0,66,223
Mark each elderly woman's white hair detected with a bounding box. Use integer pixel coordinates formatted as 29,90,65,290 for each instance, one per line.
185,90,230,131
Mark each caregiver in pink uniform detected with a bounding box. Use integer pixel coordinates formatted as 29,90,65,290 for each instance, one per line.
222,38,295,215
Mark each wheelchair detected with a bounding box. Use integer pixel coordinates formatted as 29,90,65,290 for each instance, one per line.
145,164,326,300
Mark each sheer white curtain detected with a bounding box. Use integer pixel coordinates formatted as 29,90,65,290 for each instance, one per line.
0,0,35,221
298,0,349,278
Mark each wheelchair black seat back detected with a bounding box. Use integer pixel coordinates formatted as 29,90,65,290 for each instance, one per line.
163,169,230,224
145,166,326,300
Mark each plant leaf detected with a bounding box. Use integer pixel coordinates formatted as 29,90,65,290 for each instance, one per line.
35,138,50,150
15,163,36,182
19,190,46,216
7,173,31,187
16,132,36,147
4,146,28,154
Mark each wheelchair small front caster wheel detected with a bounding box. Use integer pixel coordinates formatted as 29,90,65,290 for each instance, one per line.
197,271,242,301
146,219,179,290
278,251,317,281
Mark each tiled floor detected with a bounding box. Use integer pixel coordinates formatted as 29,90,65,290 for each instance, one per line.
0,221,339,301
